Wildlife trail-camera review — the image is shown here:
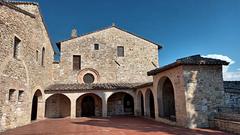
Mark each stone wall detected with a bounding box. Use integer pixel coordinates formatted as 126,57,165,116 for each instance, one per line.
149,64,225,128
224,81,240,108
53,27,159,84
183,65,225,128
0,2,54,131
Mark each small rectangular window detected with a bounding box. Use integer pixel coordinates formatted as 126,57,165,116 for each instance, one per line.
73,55,81,70
36,50,39,61
9,89,16,102
117,46,124,57
18,90,24,102
13,36,21,59
94,44,99,50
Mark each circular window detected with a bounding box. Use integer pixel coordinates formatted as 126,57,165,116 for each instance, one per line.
83,73,95,84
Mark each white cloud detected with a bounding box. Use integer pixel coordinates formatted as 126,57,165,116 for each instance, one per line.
202,54,240,81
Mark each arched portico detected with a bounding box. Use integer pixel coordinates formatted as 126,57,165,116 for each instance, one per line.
45,94,71,118
145,89,155,118
76,93,102,117
107,92,134,116
158,77,176,121
31,90,43,121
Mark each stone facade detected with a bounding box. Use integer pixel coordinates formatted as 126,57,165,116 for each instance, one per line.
0,1,54,132
53,26,159,84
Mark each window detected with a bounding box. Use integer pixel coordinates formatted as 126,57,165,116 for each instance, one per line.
13,36,21,59
83,73,94,83
36,50,39,61
94,44,99,50
117,46,124,57
73,55,81,70
18,90,24,102
9,89,16,102
41,47,45,66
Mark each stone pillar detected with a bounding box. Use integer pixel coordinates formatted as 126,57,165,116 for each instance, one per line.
71,99,76,119
102,95,108,117
143,90,147,117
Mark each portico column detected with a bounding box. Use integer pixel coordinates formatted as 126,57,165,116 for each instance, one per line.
102,94,108,117
71,98,76,118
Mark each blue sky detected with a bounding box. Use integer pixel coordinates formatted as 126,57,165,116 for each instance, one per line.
25,0,240,80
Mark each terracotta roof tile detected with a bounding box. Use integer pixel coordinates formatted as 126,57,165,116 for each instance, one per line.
45,83,145,92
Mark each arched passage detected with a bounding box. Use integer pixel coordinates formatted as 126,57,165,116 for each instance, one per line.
76,93,102,117
107,92,134,116
158,77,176,121
45,94,71,118
145,89,155,118
31,90,42,121
137,91,144,116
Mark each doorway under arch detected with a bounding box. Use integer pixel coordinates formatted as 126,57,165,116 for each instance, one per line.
76,93,102,117
158,77,176,121
145,89,155,118
107,92,134,116
45,94,71,118
31,90,42,121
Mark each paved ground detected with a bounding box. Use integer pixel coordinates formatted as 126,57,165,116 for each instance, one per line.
1,116,231,135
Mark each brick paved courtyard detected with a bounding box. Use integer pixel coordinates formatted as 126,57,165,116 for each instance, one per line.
1,116,231,135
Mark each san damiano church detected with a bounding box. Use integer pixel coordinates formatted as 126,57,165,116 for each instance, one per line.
0,0,240,133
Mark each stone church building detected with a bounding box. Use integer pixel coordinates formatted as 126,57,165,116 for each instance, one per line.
0,1,239,133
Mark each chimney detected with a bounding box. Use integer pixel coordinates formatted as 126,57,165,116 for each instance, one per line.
71,28,78,38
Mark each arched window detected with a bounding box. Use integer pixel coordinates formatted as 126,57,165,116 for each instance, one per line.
41,47,45,66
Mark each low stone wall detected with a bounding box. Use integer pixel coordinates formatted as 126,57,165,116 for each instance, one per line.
214,118,240,134
224,81,240,108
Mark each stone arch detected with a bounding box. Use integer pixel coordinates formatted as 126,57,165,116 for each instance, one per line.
107,92,134,116
137,91,144,116
157,76,176,121
145,89,155,118
31,89,43,121
77,68,100,83
45,94,71,118
76,93,102,117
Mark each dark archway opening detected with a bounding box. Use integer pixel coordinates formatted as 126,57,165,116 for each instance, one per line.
76,93,102,117
81,96,95,117
45,94,71,118
149,91,155,118
146,89,155,118
31,95,38,120
107,92,134,116
123,94,134,114
31,90,42,121
141,93,144,116
162,78,176,121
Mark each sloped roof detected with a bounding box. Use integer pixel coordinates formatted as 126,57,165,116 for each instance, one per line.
0,0,35,18
57,25,162,49
45,83,145,92
147,55,229,76
7,1,38,5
